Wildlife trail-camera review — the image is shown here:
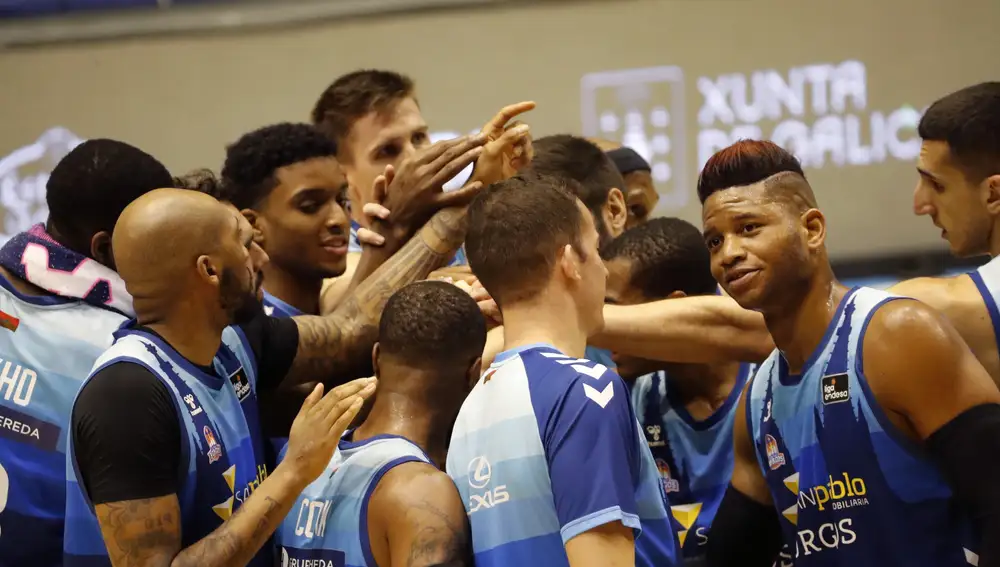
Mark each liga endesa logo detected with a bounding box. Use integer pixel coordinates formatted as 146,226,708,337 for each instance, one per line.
0,128,84,244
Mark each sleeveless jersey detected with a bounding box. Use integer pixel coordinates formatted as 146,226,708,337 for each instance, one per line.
747,287,977,567
970,254,1000,354
275,432,432,567
64,323,272,567
0,275,125,567
631,363,753,564
447,344,678,567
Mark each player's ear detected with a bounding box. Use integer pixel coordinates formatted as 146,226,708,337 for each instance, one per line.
984,174,1000,217
371,343,381,379
196,255,221,287
801,208,826,251
241,208,265,246
605,188,627,237
90,230,115,270
558,243,582,282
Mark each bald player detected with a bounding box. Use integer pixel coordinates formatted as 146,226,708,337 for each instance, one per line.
700,141,1000,567
64,185,473,566
276,281,485,566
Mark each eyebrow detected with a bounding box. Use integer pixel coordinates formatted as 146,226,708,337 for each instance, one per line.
917,167,942,183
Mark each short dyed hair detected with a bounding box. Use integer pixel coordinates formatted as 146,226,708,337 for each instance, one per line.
219,123,338,210
529,135,625,214
466,172,586,307
46,139,173,249
311,69,415,152
601,217,717,299
378,280,486,370
918,82,1000,181
697,139,807,204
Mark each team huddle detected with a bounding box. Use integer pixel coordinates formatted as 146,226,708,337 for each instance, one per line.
0,68,998,567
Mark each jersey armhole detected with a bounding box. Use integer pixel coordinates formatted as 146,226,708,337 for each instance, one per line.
852,296,930,460
358,456,428,567
71,358,191,510
969,271,1000,353
743,373,767,473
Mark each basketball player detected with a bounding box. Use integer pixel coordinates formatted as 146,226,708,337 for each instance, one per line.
0,140,173,567
64,183,475,565
887,82,1000,383
586,138,658,229
449,172,678,567
311,69,533,308
276,280,485,566
700,141,1000,567
602,218,755,566
218,123,483,318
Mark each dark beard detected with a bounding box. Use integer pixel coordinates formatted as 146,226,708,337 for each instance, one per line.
219,267,264,326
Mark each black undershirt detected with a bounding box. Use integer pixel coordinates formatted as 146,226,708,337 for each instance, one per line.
71,313,299,505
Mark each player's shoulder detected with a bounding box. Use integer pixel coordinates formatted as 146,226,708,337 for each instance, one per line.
371,460,461,514
861,297,966,375
518,346,616,389
887,274,980,314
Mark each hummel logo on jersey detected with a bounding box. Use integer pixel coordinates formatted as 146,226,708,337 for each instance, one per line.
821,373,849,405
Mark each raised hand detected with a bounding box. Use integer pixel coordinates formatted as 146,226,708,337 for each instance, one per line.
281,377,377,484
371,134,490,248
468,101,536,188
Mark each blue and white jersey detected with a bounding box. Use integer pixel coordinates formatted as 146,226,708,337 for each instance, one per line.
631,364,753,564
0,275,126,567
263,291,303,318
584,345,616,372
447,343,678,567
64,323,272,567
747,287,976,567
349,220,467,266
275,432,432,567
970,254,1000,353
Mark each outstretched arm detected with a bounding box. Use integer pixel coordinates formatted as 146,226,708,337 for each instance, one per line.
288,206,467,386
590,295,774,364
368,462,472,567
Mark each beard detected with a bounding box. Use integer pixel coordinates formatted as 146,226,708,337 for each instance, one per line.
219,267,264,326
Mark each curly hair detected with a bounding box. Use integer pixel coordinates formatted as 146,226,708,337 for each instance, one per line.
219,123,338,210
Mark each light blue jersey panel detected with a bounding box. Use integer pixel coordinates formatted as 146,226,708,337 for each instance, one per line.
64,325,271,567
276,433,431,567
447,344,678,567
747,287,976,567
0,275,125,567
631,364,752,564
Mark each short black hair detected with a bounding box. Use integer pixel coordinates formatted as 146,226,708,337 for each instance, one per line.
919,82,1000,181
466,171,586,307
697,139,806,204
379,280,486,370
311,69,415,153
529,135,625,214
601,217,717,299
219,123,338,210
46,139,173,247
173,168,222,196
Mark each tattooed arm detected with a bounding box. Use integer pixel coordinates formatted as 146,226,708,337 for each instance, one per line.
367,462,472,567
287,205,468,386
94,468,307,567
